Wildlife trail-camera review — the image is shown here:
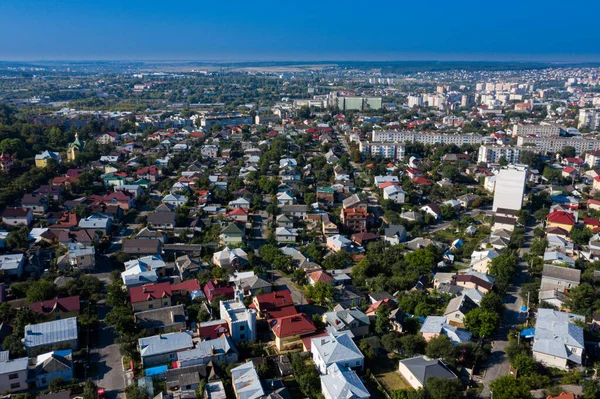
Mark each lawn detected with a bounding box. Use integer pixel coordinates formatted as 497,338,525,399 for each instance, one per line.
371,355,412,391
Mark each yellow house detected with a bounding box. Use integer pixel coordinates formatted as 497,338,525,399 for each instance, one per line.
67,133,83,161
546,211,576,232
35,150,62,167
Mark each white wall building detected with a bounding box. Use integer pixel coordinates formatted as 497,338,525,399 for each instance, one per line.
492,165,528,212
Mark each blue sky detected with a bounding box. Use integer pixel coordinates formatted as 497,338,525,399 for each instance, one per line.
1,0,599,61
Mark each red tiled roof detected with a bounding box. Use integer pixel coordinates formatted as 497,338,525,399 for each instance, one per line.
30,296,80,315
254,290,294,311
301,331,329,351
412,177,432,185
171,279,201,292
270,313,316,338
562,166,577,174
366,298,394,314
198,321,229,340
129,282,172,303
227,208,248,216
203,280,234,302
307,271,334,284
589,199,600,206
547,211,576,226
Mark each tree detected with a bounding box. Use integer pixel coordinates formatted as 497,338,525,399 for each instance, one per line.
304,282,333,305
381,332,401,353
425,335,458,366
5,225,31,250
424,377,463,399
511,353,538,377
489,376,532,399
375,305,392,334
479,292,504,314
463,308,500,338
291,355,321,399
48,378,66,392
400,334,426,357
26,280,58,303
125,384,150,399
566,284,595,316
561,146,576,158
359,339,377,362
82,379,98,399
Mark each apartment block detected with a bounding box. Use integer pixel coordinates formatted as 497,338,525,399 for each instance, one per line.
477,145,522,164
516,136,600,155
512,124,562,137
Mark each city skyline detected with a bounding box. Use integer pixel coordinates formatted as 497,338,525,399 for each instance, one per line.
1,0,599,62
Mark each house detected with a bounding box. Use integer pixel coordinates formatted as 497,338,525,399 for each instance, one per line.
134,304,187,334
275,227,298,243
544,251,576,267
230,273,272,296
67,242,96,270
79,213,112,235
220,295,257,342
444,295,478,328
311,332,364,374
452,274,493,294
317,187,335,204
382,185,406,204
270,313,317,351
341,208,369,232
420,316,472,344
35,150,62,167
123,238,162,256
276,214,294,228
308,270,334,286
231,361,265,399
147,211,176,230
469,250,499,274
34,350,73,388
0,254,25,278
532,309,585,369
562,166,578,179
21,194,48,214
129,282,173,313
177,336,238,367
540,265,581,292
228,198,250,210
384,225,407,245
276,192,296,206
0,351,28,392
398,356,457,390
320,364,370,399
138,332,194,367
162,194,188,208
226,208,249,223
204,280,235,303
420,203,442,219
351,231,379,246
252,290,296,319
280,205,308,220
212,247,248,269
220,223,245,245
547,211,576,232
24,317,78,353
198,319,229,340
2,208,33,226
326,235,352,253
321,214,339,236
30,296,80,321
323,308,370,337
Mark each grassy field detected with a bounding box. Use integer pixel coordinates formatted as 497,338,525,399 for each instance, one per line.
371,356,412,391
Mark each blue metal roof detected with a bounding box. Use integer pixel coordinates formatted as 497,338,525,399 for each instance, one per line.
145,365,168,377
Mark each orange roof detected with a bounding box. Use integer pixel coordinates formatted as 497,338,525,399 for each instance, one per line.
308,270,334,283
547,211,576,226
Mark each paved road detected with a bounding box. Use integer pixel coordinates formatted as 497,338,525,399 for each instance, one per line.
480,226,535,397
93,304,126,399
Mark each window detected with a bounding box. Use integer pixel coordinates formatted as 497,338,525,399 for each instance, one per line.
240,326,245,331
240,334,245,340
148,304,154,309
10,383,20,389
8,373,18,380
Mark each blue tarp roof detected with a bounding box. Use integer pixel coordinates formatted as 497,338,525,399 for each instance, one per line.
521,328,535,338
145,365,168,377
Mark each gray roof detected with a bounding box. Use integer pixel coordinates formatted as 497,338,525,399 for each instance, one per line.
542,264,581,283
311,332,363,365
139,332,194,358
0,351,28,374
231,361,265,399
533,309,585,364
148,211,176,225
177,336,235,362
321,364,370,399
399,356,457,385
324,308,369,332
24,317,78,349
384,225,406,238
134,305,186,330
444,295,478,317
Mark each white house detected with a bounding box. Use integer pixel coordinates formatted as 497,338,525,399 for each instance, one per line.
532,309,584,370
311,333,364,375
320,363,370,399
383,185,406,204
0,351,28,392
469,250,499,273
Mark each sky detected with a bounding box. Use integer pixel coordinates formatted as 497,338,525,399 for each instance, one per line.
1,0,600,62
